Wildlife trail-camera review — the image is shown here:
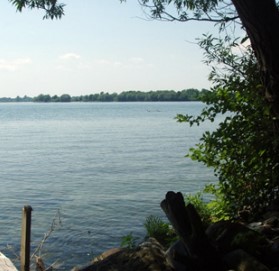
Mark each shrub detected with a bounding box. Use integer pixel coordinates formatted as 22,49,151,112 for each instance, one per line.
144,215,177,247
177,35,279,220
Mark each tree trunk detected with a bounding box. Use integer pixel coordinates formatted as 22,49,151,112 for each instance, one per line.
160,191,223,270
231,0,279,121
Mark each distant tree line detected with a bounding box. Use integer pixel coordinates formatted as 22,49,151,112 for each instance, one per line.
0,95,33,102
32,89,209,102
33,93,72,102
0,89,209,103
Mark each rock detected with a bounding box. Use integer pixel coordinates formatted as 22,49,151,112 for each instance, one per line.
223,249,270,271
264,216,279,227
206,220,269,256
247,215,279,238
247,221,263,231
262,211,279,225
92,247,123,263
73,238,174,271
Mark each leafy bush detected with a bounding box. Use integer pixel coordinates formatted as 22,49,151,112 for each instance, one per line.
185,191,230,225
178,35,279,220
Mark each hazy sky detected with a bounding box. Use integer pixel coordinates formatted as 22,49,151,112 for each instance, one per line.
0,0,216,97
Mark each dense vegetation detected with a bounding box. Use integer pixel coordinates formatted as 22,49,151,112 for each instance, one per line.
177,36,279,221
0,89,208,103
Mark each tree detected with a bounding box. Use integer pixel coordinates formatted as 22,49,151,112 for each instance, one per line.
60,94,71,102
33,93,51,102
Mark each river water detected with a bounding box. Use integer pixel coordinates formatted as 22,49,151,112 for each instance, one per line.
0,102,217,269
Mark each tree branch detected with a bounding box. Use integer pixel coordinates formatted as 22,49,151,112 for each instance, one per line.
8,0,65,19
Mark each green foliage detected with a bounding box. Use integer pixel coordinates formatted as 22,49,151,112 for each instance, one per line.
185,191,229,225
203,185,230,222
144,215,177,247
178,35,279,220
120,233,138,249
9,0,65,19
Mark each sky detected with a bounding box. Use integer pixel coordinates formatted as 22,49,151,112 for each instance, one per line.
0,0,216,98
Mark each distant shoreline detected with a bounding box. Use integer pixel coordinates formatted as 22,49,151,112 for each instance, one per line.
0,89,209,103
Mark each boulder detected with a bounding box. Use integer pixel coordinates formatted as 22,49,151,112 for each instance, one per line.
223,249,270,271
72,238,174,271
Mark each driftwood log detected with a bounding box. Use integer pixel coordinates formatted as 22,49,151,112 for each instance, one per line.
161,191,223,271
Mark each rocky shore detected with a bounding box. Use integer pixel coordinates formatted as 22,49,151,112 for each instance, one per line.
73,192,279,271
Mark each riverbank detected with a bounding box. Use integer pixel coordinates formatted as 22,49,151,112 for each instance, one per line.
73,192,279,271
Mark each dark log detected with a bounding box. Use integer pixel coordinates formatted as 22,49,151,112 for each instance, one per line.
160,191,223,270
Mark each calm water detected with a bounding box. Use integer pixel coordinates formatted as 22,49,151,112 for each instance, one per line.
0,102,217,269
